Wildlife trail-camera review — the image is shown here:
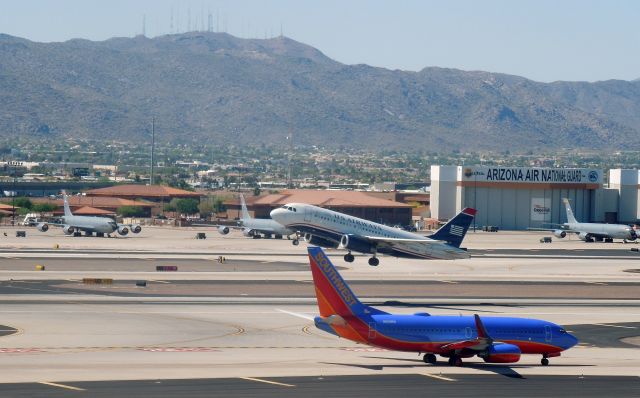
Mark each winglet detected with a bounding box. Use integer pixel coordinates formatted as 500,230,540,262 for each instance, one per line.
474,314,490,340
239,193,251,221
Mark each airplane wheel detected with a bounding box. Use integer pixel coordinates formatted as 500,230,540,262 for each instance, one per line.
292,239,299,246
541,358,549,366
344,253,355,263
368,257,379,266
423,353,437,365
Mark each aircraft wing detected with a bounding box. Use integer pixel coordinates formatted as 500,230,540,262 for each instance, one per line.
364,236,433,243
440,338,490,351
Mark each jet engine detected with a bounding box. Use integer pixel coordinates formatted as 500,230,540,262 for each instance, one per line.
131,224,142,234
36,222,49,232
553,230,566,238
62,225,75,235
339,234,374,254
218,226,230,235
242,228,255,237
480,343,521,363
304,233,339,249
117,226,129,236
578,232,591,241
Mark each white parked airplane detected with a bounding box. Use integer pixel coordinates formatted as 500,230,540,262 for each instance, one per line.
36,193,141,237
217,194,296,241
270,203,476,265
546,198,637,243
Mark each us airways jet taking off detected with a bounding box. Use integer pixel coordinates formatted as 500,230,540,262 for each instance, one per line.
306,246,578,366
270,204,476,265
547,198,637,243
217,194,296,240
36,193,141,237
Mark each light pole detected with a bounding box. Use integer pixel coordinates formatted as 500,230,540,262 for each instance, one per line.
11,164,16,226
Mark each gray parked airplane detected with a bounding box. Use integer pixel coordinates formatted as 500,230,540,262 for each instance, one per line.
216,194,296,241
36,193,141,237
546,198,637,242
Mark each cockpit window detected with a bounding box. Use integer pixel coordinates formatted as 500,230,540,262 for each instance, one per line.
280,206,297,212
558,328,566,334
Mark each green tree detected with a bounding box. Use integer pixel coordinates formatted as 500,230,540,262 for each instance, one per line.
117,206,147,218
32,203,57,213
13,197,33,210
175,198,199,215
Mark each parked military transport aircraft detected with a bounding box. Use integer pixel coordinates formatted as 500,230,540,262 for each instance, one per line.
36,193,141,237
217,194,296,240
546,198,637,242
306,246,578,366
270,204,476,265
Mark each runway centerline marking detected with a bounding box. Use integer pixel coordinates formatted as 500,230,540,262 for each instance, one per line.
38,381,86,391
421,373,457,382
439,280,459,284
591,323,637,329
240,377,295,387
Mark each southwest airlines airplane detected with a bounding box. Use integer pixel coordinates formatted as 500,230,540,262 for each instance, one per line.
270,204,476,265
307,246,578,366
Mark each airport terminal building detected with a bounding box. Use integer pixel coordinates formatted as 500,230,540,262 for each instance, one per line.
430,165,638,229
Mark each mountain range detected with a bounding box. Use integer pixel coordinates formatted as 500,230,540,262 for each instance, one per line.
1,32,639,151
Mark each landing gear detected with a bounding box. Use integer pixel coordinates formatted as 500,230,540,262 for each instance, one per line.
368,256,379,266
344,252,355,263
275,234,282,240
73,231,82,237
423,353,437,365
292,239,299,246
447,355,462,367
541,354,549,366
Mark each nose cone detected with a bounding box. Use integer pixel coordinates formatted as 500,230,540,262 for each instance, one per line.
564,332,579,350
270,208,287,224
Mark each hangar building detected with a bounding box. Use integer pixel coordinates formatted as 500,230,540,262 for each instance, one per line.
431,165,608,230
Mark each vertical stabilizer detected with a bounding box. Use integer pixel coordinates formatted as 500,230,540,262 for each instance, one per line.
562,198,578,224
307,246,367,318
239,194,251,221
430,208,477,248
62,191,73,217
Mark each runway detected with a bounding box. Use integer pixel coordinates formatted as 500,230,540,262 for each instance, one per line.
1,374,638,398
1,229,639,395
1,279,640,299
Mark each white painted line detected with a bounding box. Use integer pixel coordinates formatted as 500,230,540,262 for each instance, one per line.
38,381,86,391
584,282,608,285
439,280,459,284
148,280,170,284
276,308,315,321
592,323,637,329
240,377,295,387
421,373,457,382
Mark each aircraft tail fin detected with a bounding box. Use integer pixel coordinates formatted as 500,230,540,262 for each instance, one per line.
430,208,477,248
62,191,72,217
239,194,251,221
562,198,578,224
307,246,372,318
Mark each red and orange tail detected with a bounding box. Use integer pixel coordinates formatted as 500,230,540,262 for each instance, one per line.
308,246,366,318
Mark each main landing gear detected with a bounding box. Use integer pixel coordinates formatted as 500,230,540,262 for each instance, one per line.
344,252,354,263
447,355,463,367
541,354,549,366
368,256,379,266
422,353,437,365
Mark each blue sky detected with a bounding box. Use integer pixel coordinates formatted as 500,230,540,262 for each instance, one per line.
0,0,638,82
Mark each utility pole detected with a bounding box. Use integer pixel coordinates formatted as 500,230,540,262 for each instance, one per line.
11,164,16,226
150,118,155,185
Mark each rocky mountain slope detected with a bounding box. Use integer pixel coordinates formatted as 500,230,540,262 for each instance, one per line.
1,32,639,151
